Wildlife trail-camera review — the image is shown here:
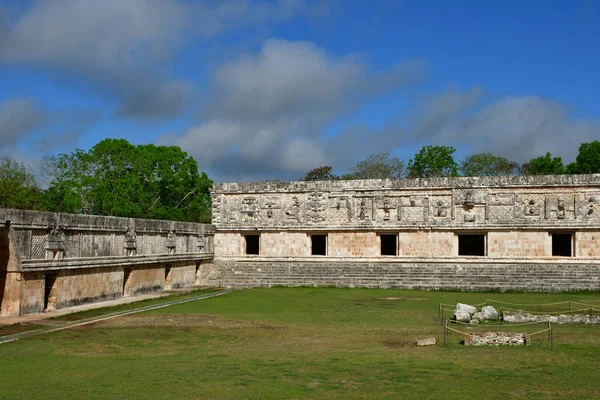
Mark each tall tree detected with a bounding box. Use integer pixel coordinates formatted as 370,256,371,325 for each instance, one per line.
568,140,600,174
344,153,406,180
302,166,338,181
527,153,565,175
459,153,522,176
44,139,213,222
407,145,458,178
0,156,45,210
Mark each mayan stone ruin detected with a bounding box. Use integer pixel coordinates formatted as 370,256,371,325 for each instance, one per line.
209,174,600,291
2,174,600,317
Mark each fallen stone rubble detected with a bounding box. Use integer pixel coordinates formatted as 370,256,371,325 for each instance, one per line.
465,332,530,346
502,311,600,324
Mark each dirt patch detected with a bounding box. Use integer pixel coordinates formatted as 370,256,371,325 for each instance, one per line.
382,338,414,348
82,314,279,330
0,323,40,336
376,297,428,301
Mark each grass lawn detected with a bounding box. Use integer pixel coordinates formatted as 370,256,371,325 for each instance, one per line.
1,288,599,399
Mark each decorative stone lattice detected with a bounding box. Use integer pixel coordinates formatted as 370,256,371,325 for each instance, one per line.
63,233,80,258
30,230,47,259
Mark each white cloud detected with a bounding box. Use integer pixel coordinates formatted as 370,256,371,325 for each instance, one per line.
0,0,314,119
413,90,600,162
161,39,424,180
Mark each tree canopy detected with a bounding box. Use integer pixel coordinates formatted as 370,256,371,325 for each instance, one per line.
460,153,523,176
527,153,565,175
407,145,458,178
0,156,45,210
569,140,600,174
302,166,338,181
344,153,406,180
44,139,212,222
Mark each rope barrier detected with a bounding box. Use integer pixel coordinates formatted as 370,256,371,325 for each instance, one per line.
528,328,551,336
501,306,594,314
449,319,549,326
486,299,571,307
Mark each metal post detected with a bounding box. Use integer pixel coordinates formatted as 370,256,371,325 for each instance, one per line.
438,304,441,324
568,301,571,315
444,319,448,347
550,322,554,351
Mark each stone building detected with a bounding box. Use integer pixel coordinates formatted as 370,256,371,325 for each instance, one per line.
209,174,600,291
2,174,600,317
0,209,214,317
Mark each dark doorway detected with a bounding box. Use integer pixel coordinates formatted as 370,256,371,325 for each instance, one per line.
552,234,572,257
458,234,486,256
44,274,58,310
245,235,260,255
311,235,327,256
380,234,397,256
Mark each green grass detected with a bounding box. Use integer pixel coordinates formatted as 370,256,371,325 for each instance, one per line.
1,288,599,399
49,287,224,321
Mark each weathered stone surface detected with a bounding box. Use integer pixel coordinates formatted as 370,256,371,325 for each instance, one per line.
416,337,437,346
0,209,215,317
503,310,600,324
481,306,499,320
469,319,480,325
211,175,600,293
455,311,471,322
465,332,528,346
456,303,477,315
472,312,485,321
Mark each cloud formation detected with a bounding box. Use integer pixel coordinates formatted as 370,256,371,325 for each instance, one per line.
160,39,424,180
413,89,600,162
0,0,313,120
0,98,48,147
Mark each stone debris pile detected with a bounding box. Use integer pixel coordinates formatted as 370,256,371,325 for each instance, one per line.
453,303,499,324
465,332,530,346
502,310,600,324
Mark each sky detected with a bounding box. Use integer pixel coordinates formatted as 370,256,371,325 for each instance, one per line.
1,0,599,182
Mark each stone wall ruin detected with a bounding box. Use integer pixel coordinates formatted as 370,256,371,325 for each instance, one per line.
0,209,214,317
210,174,600,291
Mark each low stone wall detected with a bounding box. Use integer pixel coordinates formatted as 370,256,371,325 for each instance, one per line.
210,259,600,291
0,209,215,317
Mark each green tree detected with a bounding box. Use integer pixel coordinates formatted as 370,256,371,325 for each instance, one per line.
527,153,565,175
568,140,600,174
345,153,406,180
459,153,522,177
302,166,338,181
407,145,458,178
45,139,212,222
0,156,45,210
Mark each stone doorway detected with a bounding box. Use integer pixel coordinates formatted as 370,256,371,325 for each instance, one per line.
44,274,58,311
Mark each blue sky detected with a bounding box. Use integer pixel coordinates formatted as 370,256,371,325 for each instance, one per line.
1,0,599,181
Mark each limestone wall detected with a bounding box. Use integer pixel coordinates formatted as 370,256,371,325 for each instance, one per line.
208,259,600,292
211,175,600,291
0,209,215,316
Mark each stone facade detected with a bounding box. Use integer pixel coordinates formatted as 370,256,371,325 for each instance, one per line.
210,175,600,291
0,209,214,317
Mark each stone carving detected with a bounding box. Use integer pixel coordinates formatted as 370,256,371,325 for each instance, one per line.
261,196,280,219
374,197,399,222
329,195,351,223
307,192,326,223
522,194,545,217
241,196,258,222
45,224,65,259
401,196,427,222
124,218,137,256
211,194,222,224
166,223,176,254
431,197,450,218
197,233,206,251
284,196,303,222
